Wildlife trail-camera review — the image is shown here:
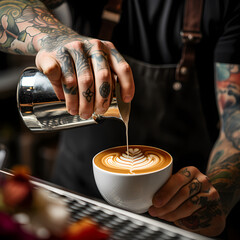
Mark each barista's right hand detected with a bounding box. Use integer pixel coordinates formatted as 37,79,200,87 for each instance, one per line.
35,37,135,119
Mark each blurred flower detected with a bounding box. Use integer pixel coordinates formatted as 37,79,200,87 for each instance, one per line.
31,188,70,236
2,166,33,209
64,217,110,240
0,166,111,239
0,211,37,240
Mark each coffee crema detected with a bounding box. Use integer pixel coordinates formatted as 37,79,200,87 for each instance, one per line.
94,145,172,174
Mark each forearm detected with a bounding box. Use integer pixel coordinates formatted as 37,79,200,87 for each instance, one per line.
207,133,240,216
0,0,78,55
207,63,240,216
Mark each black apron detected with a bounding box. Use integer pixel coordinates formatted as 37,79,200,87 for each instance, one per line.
52,0,212,198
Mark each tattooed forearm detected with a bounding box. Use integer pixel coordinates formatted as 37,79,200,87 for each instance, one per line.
215,63,240,143
207,63,240,215
0,0,78,54
208,152,240,214
0,0,46,53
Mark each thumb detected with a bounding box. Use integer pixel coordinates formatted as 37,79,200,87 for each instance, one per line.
35,51,64,100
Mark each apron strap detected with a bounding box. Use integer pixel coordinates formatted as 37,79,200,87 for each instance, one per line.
98,0,203,82
176,0,204,82
98,0,123,40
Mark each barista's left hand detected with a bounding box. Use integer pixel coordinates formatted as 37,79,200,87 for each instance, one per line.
148,166,226,237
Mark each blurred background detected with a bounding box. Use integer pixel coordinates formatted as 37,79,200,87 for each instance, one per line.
0,51,59,180
0,3,71,181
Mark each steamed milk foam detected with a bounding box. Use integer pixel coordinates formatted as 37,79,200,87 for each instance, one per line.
94,145,172,174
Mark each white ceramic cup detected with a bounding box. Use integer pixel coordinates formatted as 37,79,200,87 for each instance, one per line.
93,145,173,214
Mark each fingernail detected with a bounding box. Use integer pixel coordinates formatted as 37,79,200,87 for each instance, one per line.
124,95,132,102
153,198,163,208
80,113,91,120
69,109,78,116
148,207,157,217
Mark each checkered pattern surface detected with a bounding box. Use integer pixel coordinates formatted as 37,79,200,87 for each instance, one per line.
48,191,211,240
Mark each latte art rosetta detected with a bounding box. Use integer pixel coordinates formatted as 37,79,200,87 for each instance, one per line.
96,147,171,174
103,148,162,174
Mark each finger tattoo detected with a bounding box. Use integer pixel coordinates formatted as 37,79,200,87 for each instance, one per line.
82,83,94,102
57,48,74,78
73,49,90,76
189,178,202,195
99,82,110,98
90,50,108,71
83,40,94,53
190,195,208,206
63,84,77,95
190,195,200,205
110,49,124,63
180,168,191,178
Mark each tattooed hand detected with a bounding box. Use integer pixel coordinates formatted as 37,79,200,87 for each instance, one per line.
148,166,225,237
0,0,134,119
36,37,135,118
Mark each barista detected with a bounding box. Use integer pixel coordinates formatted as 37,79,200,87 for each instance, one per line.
1,0,240,237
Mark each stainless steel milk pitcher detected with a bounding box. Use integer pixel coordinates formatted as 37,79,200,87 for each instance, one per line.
17,67,130,132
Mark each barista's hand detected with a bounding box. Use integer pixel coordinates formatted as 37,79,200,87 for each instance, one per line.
148,166,226,237
36,37,135,119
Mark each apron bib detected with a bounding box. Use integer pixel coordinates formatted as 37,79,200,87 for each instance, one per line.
125,55,211,172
